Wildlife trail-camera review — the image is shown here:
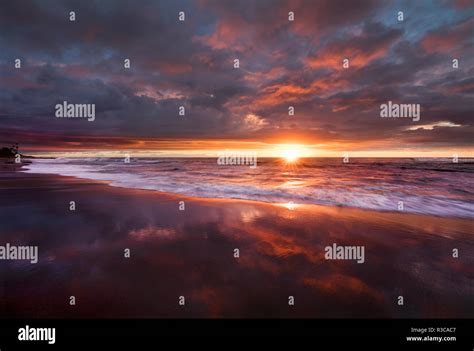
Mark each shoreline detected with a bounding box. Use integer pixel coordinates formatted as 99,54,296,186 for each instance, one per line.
13,162,474,220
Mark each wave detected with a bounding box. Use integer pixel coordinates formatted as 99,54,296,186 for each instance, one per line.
21,158,474,219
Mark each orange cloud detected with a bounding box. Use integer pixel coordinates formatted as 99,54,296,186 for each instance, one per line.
255,83,314,107
196,17,248,51
306,41,391,70
421,18,473,54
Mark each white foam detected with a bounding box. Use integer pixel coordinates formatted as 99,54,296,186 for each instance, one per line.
22,158,474,219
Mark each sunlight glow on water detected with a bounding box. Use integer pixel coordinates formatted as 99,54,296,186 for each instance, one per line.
22,157,474,218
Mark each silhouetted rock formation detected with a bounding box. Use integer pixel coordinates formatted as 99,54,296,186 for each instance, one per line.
0,147,16,158
0,144,33,160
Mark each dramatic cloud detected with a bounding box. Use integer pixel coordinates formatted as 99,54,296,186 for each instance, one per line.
0,0,472,154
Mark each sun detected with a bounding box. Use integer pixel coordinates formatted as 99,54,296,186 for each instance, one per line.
274,143,312,162
282,148,299,163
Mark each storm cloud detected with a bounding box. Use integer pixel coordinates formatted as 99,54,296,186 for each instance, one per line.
0,0,472,153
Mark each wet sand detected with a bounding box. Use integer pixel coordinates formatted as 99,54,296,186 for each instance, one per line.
0,169,472,318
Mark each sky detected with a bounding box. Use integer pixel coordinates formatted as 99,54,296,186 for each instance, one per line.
0,0,473,157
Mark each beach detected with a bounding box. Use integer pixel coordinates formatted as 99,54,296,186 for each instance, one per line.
0,166,472,318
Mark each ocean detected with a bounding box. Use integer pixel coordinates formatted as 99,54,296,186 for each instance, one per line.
22,157,474,219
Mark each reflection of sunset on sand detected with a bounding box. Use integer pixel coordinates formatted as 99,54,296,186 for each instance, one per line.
1,171,472,318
